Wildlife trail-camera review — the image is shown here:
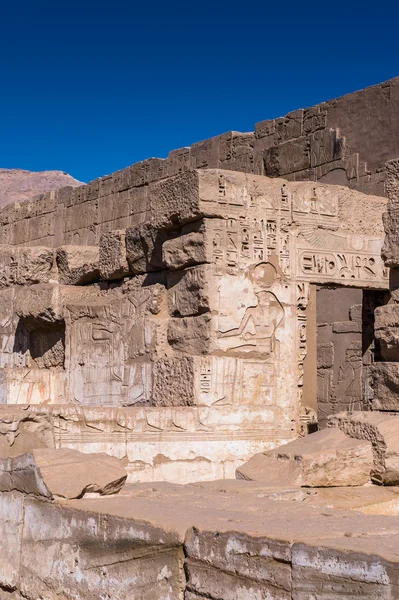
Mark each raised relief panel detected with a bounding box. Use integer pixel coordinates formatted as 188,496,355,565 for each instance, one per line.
296,226,388,288
66,285,167,406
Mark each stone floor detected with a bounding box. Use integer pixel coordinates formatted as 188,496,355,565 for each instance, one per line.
3,478,399,599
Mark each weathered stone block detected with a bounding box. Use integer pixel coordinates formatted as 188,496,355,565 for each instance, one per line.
374,303,399,360
167,265,210,317
236,453,302,486
371,362,399,411
56,245,100,285
125,223,169,274
99,229,130,280
0,448,127,499
14,283,101,324
237,429,373,487
0,246,55,288
0,410,55,458
162,220,210,270
328,411,399,484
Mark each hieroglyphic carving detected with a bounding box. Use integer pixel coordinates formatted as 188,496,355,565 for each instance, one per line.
296,226,388,287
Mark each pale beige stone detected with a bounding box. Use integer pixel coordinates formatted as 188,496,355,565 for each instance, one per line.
0,246,55,288
56,245,100,284
328,411,399,485
0,410,54,458
238,429,373,487
0,448,127,499
99,229,130,280
375,303,399,360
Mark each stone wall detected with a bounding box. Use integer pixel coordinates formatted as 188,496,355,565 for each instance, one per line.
373,159,399,409
0,77,398,248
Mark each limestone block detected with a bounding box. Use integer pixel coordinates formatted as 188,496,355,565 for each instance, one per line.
382,207,399,267
162,220,211,270
56,245,100,284
371,362,399,411
237,429,373,487
19,497,184,600
153,357,196,406
125,223,169,274
14,283,102,324
264,136,311,177
317,342,334,369
99,229,130,280
167,265,210,316
328,411,399,485
0,448,127,499
0,410,55,458
236,453,302,486
0,493,23,590
0,246,55,288
374,303,399,360
167,314,212,354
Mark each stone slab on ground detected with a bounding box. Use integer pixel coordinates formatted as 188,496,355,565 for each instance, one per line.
328,411,399,485
0,447,127,499
237,428,373,487
3,478,399,598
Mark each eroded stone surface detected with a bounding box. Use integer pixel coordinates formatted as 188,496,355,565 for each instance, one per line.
2,480,399,599
0,410,54,458
56,245,100,285
0,447,127,499
328,411,399,485
237,428,373,487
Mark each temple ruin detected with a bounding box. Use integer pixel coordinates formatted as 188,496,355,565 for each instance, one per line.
1,76,399,598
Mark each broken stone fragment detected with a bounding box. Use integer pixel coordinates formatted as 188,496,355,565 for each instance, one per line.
56,245,100,285
0,410,55,459
328,411,399,485
236,429,373,487
0,448,127,499
162,220,210,270
125,223,170,274
370,362,399,411
374,303,399,360
236,453,302,485
0,245,55,288
14,283,102,324
99,230,130,280
167,265,210,317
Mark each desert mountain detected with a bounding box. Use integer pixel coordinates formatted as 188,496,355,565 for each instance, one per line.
0,168,83,207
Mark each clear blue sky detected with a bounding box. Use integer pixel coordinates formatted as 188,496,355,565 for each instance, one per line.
1,0,398,183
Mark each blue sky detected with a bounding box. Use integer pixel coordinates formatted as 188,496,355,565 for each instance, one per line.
1,0,398,183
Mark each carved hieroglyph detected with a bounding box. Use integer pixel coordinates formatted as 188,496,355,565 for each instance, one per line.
0,170,388,447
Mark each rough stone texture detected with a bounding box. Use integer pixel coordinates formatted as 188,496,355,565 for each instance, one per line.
371,362,399,411
3,481,399,599
0,170,389,472
328,411,399,485
237,428,373,487
236,453,302,485
374,303,399,360
99,229,130,280
0,168,82,207
56,245,100,284
0,448,127,498
0,410,54,458
0,404,286,484
0,246,55,287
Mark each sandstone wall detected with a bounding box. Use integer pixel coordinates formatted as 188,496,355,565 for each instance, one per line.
0,77,398,248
